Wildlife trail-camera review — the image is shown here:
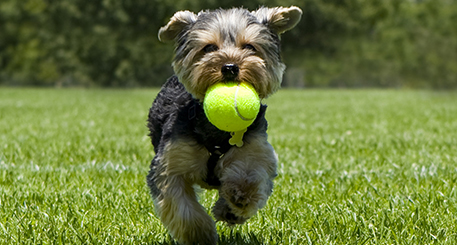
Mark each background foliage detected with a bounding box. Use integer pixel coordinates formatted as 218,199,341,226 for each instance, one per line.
1,0,457,88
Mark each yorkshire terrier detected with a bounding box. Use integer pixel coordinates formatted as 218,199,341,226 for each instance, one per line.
147,6,302,244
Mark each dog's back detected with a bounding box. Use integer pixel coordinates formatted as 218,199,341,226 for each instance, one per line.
147,76,191,152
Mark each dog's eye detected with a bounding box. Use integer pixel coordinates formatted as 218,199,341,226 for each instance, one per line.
243,44,256,52
203,44,218,53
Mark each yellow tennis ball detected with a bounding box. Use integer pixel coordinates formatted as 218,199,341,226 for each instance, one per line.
204,82,260,132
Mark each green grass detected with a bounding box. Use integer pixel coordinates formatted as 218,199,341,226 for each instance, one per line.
1,88,456,244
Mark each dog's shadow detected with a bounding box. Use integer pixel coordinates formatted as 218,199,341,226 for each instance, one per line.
151,232,264,245
218,231,264,245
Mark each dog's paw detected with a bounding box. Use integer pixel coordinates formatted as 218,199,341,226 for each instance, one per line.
226,185,252,210
212,197,248,225
219,178,269,219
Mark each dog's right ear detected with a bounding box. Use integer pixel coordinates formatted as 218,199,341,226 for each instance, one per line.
158,11,197,42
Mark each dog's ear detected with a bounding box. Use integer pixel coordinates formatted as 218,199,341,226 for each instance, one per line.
158,11,197,42
253,6,302,34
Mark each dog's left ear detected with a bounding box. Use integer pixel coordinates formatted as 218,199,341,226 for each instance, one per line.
253,6,302,34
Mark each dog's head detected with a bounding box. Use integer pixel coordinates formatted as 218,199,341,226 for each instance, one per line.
159,7,302,101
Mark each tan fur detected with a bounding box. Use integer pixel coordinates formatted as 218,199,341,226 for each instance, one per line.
160,7,302,102
182,47,275,100
152,139,217,244
154,135,278,240
216,134,277,218
150,6,302,244
158,11,198,42
173,34,284,101
252,6,303,34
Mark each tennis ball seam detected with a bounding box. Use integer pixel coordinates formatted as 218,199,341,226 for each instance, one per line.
203,81,260,132
234,83,255,121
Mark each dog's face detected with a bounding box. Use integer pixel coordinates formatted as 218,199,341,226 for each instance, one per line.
158,7,302,101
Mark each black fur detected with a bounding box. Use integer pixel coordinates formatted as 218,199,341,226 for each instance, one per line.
147,76,267,197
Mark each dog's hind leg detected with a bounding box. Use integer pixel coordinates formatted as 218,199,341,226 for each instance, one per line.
147,138,217,245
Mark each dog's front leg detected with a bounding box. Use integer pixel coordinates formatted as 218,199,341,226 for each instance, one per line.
147,138,217,245
214,133,278,223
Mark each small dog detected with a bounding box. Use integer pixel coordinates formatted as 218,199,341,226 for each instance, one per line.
147,6,301,244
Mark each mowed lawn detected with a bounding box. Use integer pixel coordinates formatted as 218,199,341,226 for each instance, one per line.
1,88,456,244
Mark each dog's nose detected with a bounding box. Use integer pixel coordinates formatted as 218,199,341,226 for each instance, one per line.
221,64,239,81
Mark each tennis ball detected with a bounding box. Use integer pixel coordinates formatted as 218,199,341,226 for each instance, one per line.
204,82,260,132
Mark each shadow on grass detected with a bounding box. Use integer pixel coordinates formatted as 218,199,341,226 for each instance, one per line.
151,232,265,245
219,231,264,245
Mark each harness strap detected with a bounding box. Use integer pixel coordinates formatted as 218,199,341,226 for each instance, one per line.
205,151,223,187
204,140,233,187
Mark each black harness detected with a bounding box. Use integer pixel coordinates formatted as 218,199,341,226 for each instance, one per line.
152,77,267,190
204,145,230,187
187,102,232,187
186,97,267,189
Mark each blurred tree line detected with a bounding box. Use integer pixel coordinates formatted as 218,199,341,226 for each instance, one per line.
1,0,456,88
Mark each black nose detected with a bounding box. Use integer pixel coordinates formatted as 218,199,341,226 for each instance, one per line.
221,64,239,81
